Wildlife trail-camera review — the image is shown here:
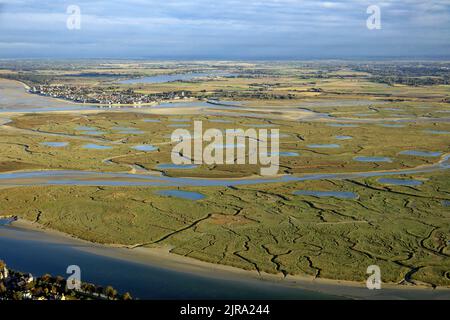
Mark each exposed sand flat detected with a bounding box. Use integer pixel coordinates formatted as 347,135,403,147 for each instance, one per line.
0,79,78,110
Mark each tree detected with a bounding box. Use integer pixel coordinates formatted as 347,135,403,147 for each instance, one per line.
121,292,132,300
105,286,117,300
0,282,6,295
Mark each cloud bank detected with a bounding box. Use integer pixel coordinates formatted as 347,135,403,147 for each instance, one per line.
0,0,449,59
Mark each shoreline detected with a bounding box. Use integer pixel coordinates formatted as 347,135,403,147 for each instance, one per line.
4,217,450,300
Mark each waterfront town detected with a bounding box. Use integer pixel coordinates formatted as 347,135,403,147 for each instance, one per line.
0,260,132,300
29,85,193,106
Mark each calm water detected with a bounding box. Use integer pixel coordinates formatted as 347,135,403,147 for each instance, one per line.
399,150,442,157
143,119,162,123
41,142,69,147
156,190,205,200
132,145,158,152
335,136,353,140
0,220,335,300
307,144,340,149
271,152,300,157
293,191,358,200
354,156,392,163
82,144,113,150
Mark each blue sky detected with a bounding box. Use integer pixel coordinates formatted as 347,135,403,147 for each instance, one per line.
0,0,449,59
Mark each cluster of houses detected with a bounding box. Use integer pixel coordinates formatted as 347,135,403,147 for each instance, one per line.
29,85,193,106
0,260,131,300
0,261,42,300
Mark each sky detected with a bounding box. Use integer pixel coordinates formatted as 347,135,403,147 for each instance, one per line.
0,0,449,59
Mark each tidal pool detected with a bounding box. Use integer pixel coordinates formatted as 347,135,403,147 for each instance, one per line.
293,190,358,200
377,178,423,186
354,156,392,163
132,145,158,152
260,151,299,157
307,144,340,149
214,143,246,149
399,150,442,157
82,144,113,150
143,119,162,123
156,190,205,200
41,142,69,147
335,136,353,140
275,152,300,157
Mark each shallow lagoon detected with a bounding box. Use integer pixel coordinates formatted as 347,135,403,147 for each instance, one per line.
399,150,442,157
335,136,353,140
143,119,162,123
156,190,205,200
132,145,158,152
41,142,69,147
307,144,340,149
354,156,392,163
